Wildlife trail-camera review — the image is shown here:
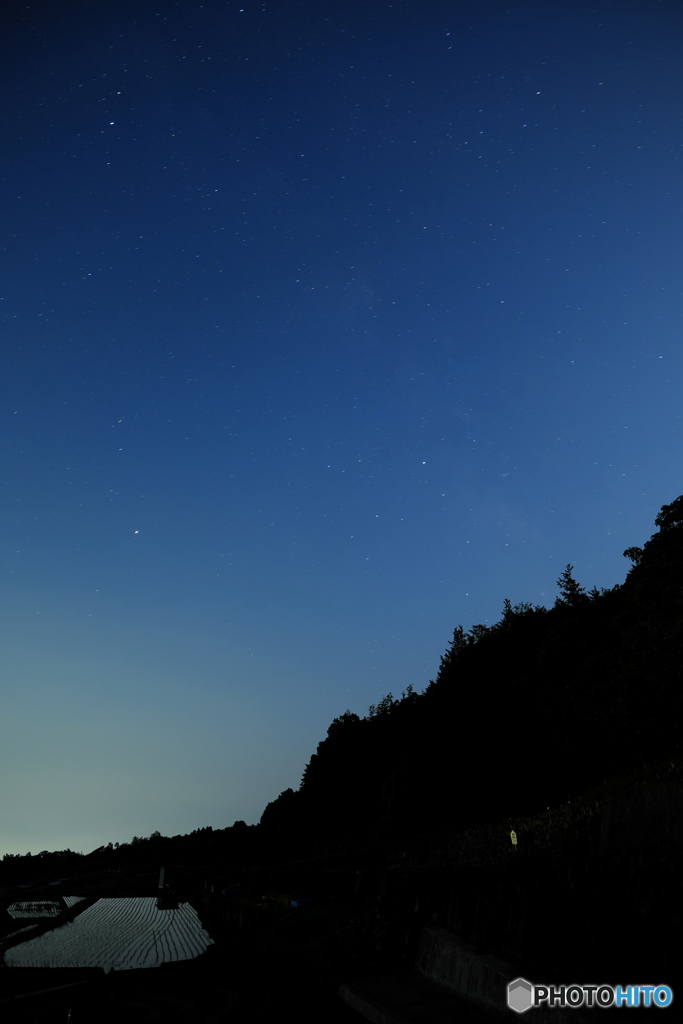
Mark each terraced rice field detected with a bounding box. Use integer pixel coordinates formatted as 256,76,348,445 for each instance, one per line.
4,897,214,972
62,895,86,908
7,901,62,918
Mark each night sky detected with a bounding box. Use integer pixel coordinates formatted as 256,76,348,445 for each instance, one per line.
3,0,683,857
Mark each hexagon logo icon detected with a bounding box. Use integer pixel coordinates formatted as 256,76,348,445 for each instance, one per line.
508,977,534,1013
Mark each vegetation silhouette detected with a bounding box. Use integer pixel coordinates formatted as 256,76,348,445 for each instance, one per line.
259,495,683,855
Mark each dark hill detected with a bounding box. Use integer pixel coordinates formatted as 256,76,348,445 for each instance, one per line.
260,495,683,856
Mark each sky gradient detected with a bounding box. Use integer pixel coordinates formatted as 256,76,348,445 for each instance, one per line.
2,0,683,856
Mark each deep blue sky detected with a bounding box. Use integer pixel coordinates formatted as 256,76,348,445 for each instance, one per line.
2,0,682,856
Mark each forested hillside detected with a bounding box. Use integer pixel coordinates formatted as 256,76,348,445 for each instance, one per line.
260,496,683,853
